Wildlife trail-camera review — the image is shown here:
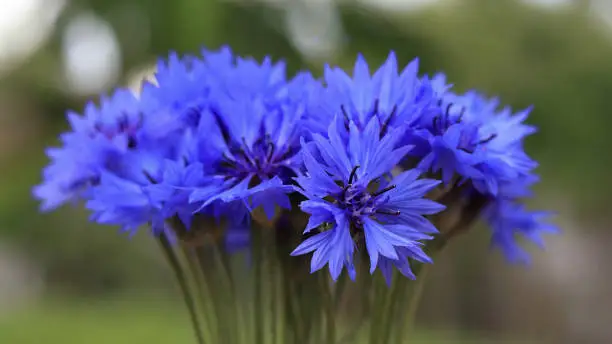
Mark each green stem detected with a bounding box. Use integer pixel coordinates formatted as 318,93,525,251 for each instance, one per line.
181,247,217,342
271,253,285,344
157,235,205,344
209,241,239,344
402,264,430,339
320,273,335,344
254,233,265,344
336,313,367,344
369,275,387,344
378,272,402,344
284,272,305,343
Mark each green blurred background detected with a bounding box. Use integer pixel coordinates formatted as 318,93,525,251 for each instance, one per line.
1,0,611,343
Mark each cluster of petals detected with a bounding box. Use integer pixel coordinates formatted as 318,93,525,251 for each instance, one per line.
34,46,557,281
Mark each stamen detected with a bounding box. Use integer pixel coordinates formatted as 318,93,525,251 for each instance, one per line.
211,109,231,145
239,137,257,166
341,105,350,123
376,210,401,216
241,137,250,152
127,136,137,149
371,184,396,197
457,107,466,123
479,133,497,144
266,142,275,162
143,170,157,184
445,103,453,116
276,146,297,162
372,99,380,115
348,165,360,185
380,105,397,137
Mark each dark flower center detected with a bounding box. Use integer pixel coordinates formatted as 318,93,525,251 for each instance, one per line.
430,102,464,136
212,109,297,182
64,174,101,193
428,101,497,153
91,112,142,149
340,99,398,138
221,136,296,180
324,166,400,238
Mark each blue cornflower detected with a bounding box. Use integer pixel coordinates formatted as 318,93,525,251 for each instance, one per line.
305,51,443,138
410,90,538,195
85,171,167,234
415,120,485,185
139,53,207,128
85,156,215,235
139,47,239,129
33,89,148,210
415,90,556,261
33,45,558,271
485,197,558,264
476,172,558,263
187,54,312,220
291,118,444,282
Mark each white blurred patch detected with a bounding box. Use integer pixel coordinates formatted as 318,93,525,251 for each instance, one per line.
591,0,612,29
62,12,122,96
0,0,65,75
522,0,572,6
357,0,442,11
282,0,344,60
126,63,158,95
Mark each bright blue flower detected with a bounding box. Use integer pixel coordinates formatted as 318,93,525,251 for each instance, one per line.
139,46,285,130
33,45,558,274
33,89,146,210
476,173,558,263
291,118,444,281
485,197,558,264
85,171,166,234
145,159,216,229
187,54,312,220
306,52,443,138
416,121,485,184
84,157,214,235
410,90,538,195
414,89,555,261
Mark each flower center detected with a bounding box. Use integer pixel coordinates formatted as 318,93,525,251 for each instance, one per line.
220,136,297,181
428,102,497,153
92,112,142,148
212,109,297,181
326,166,400,229
340,99,398,137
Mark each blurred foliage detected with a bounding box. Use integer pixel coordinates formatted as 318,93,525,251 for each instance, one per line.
1,0,611,299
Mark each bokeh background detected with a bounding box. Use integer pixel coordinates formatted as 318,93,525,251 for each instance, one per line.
1,0,611,343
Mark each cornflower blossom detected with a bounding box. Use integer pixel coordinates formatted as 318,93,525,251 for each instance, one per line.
291,118,444,283
33,46,557,281
305,52,557,265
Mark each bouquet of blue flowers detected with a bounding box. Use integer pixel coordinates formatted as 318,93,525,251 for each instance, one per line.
34,47,557,344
